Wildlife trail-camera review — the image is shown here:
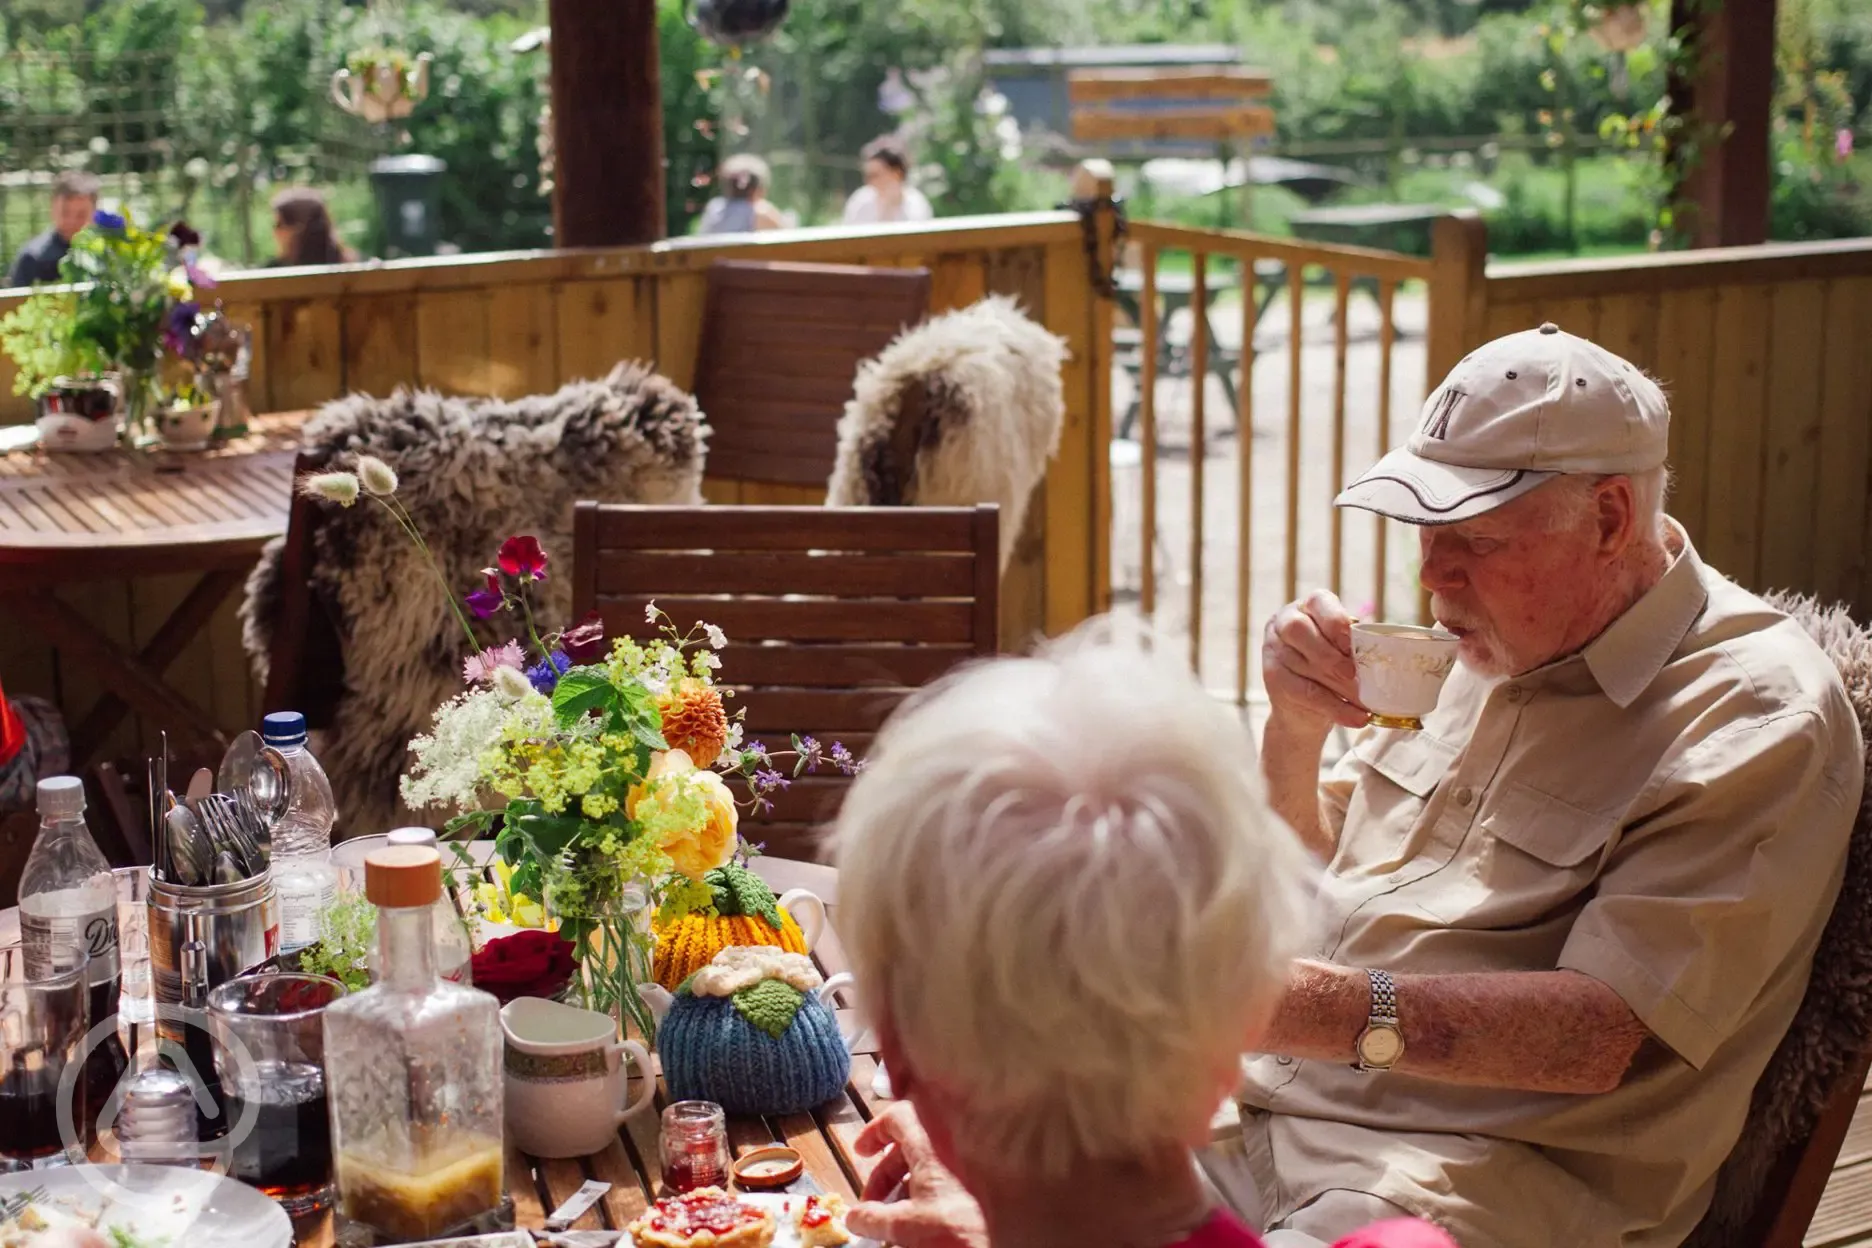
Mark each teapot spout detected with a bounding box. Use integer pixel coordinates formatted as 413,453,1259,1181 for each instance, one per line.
636,982,674,1024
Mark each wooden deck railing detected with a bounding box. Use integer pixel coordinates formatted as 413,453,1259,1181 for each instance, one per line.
1117,219,1441,703
1431,217,1872,615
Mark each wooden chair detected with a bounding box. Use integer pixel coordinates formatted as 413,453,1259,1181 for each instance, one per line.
1684,591,1872,1248
692,260,931,490
261,449,347,727
571,502,1000,861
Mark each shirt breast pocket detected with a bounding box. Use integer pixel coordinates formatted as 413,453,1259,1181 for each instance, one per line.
1335,730,1458,878
1451,783,1617,929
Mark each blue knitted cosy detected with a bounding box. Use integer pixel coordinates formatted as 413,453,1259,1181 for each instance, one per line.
659,988,851,1116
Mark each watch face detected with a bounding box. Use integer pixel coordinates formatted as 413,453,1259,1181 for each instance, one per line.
1359,1025,1404,1067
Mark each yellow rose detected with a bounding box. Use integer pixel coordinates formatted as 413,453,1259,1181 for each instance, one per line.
627,749,739,879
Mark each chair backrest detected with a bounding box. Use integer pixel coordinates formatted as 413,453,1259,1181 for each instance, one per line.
261,450,346,727
692,260,931,488
571,502,1000,861
1684,590,1872,1248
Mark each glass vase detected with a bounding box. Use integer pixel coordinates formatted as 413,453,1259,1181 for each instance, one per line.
116,368,155,443
548,873,659,1046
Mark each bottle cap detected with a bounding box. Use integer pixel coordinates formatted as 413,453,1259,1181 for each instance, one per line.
36,775,86,819
261,711,308,747
364,845,442,909
387,827,439,849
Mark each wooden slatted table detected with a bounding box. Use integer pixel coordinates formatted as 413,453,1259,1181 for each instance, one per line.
0,854,889,1246
0,413,305,763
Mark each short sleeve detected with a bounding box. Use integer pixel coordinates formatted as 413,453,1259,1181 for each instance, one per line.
1558,709,1860,1068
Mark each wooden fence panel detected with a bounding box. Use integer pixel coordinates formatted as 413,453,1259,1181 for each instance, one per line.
1759,281,1828,596
266,300,344,411
556,278,657,382
342,294,419,400
1653,287,1719,545
415,289,492,396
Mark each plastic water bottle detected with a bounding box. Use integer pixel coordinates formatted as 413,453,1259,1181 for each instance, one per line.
264,712,339,953
19,776,129,1131
386,827,474,985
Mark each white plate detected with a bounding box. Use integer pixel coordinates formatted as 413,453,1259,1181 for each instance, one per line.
0,1163,293,1248
622,1191,877,1248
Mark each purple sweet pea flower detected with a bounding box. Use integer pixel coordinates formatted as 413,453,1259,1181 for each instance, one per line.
91,209,126,231
185,261,217,291
163,301,200,358
464,569,506,619
526,650,572,694
559,611,608,664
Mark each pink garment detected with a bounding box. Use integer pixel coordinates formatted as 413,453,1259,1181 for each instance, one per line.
1165,1210,1461,1248
1170,1208,1268,1247
1329,1218,1460,1248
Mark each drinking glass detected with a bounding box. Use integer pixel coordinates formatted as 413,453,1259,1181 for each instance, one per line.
331,835,390,895
207,972,346,1214
0,941,90,1172
115,866,153,1028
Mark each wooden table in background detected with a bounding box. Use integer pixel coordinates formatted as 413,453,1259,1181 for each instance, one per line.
0,413,306,764
0,854,889,1246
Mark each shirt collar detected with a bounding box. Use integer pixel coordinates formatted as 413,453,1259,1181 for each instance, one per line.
1581,518,1709,709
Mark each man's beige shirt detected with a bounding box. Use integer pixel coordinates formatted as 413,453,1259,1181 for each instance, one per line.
1240,524,1865,1248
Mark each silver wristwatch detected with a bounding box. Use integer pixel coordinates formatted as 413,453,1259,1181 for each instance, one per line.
1354,968,1404,1072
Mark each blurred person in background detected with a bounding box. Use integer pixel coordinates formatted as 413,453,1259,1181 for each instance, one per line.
698,154,789,234
842,135,933,225
268,187,357,267
7,170,100,287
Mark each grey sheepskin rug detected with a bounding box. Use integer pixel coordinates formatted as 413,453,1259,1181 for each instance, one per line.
1684,590,1872,1247
825,295,1065,571
240,361,708,834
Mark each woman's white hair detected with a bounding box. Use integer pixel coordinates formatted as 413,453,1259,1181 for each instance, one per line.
829,619,1315,1178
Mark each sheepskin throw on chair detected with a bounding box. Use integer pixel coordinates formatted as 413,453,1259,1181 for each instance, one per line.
241,361,709,833
825,295,1065,572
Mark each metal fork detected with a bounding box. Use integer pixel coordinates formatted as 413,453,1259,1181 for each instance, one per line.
1,1184,48,1222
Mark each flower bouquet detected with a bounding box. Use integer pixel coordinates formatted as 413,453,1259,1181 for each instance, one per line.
298,460,858,1041
0,211,219,447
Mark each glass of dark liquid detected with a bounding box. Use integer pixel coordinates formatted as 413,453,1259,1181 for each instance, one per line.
0,940,90,1172
207,972,346,1215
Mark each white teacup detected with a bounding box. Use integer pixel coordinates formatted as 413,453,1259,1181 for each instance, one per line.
501,996,655,1158
1351,622,1460,731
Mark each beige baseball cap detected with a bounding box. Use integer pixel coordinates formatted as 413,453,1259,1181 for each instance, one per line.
1335,322,1669,525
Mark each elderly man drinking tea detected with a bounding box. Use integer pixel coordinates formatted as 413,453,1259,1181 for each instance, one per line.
1221,323,1865,1247
832,629,1455,1248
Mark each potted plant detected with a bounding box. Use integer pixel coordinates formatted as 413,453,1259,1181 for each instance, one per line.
0,290,116,452
331,46,433,124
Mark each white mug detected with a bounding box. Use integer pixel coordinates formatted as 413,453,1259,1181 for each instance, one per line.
500,996,654,1158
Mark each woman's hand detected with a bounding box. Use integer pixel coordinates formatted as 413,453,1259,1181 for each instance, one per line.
846,1102,988,1248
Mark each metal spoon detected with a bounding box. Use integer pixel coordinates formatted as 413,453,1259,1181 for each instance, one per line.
211,851,246,886
220,731,287,827
163,804,212,886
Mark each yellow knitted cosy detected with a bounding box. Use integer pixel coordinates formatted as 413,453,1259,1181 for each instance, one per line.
652,862,809,988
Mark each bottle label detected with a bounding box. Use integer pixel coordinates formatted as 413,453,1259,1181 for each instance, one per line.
21,903,120,987
277,880,338,952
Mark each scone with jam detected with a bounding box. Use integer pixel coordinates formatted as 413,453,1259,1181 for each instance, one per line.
794,1192,852,1247
628,1187,776,1248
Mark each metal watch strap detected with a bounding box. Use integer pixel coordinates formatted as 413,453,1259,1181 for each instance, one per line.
1367,968,1398,1023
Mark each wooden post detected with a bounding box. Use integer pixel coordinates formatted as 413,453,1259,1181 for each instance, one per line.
548,0,666,246
1426,212,1489,386
1667,0,1778,247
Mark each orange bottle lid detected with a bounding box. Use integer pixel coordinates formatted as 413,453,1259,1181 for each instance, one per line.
364,844,442,908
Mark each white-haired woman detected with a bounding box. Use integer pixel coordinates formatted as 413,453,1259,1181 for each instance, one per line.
832,627,1456,1248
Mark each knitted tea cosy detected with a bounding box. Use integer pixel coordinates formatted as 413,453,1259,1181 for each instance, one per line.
652,862,810,988
658,947,851,1116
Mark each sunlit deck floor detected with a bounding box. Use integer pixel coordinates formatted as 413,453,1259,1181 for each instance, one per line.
1807,1074,1872,1246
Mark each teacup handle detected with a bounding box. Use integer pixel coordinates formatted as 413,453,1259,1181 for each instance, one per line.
815,972,864,1054
609,1039,656,1120
777,888,825,951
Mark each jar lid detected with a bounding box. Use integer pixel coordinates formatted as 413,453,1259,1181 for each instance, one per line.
731,1145,803,1189
386,826,438,849
364,845,441,908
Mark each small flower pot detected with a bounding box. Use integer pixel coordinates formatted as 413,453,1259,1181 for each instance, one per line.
331,52,432,124
35,379,121,453
156,401,218,452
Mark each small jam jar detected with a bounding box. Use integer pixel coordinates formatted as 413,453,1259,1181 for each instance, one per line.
660,1100,732,1193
